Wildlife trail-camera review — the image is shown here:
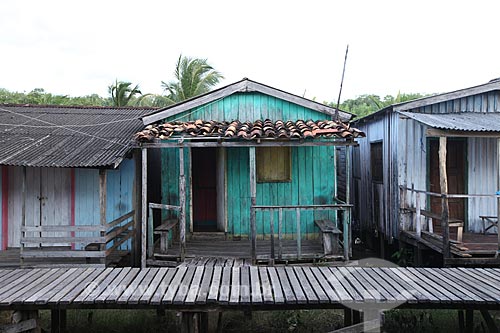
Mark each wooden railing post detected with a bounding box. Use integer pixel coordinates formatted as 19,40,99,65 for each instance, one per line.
270,211,275,264
179,147,186,261
439,136,450,260
296,208,301,260
249,147,257,263
416,192,421,237
278,208,283,260
345,145,351,259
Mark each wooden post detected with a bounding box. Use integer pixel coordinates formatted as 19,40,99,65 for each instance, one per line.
141,148,148,268
400,186,407,231
99,168,107,266
133,149,142,266
270,210,275,264
497,138,500,257
439,136,451,260
345,145,351,259
278,208,283,260
179,147,186,261
416,192,421,237
296,208,301,259
465,309,474,333
249,147,257,263
20,166,26,265
51,309,67,333
148,205,154,257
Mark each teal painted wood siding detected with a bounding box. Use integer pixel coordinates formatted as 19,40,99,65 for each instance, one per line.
74,158,135,250
161,91,338,239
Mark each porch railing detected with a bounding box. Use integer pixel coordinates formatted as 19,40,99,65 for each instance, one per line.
20,210,135,267
147,202,181,258
251,203,352,263
400,185,500,258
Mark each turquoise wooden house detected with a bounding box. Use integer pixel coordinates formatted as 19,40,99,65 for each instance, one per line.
136,78,364,266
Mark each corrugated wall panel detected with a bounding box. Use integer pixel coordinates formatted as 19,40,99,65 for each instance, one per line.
467,138,498,232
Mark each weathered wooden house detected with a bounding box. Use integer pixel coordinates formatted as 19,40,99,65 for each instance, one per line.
353,79,500,266
0,104,152,267
135,78,365,266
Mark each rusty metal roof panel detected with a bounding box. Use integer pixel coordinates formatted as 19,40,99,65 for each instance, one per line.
0,104,156,168
399,111,500,132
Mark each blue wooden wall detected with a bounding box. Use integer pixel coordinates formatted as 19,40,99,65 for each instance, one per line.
74,158,135,249
161,91,338,239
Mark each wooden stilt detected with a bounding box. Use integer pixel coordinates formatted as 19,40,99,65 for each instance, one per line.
458,310,465,333
480,310,498,333
249,147,257,263
344,308,353,327
465,309,474,333
51,309,67,333
179,147,186,261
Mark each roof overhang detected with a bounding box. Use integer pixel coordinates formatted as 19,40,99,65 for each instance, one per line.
399,111,500,137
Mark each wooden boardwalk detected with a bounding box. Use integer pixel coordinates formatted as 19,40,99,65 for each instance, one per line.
0,266,499,311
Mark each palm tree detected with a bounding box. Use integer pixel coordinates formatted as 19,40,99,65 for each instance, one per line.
161,55,223,104
108,80,142,107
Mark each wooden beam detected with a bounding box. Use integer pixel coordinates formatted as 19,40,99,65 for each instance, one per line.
133,149,142,266
141,148,148,268
179,147,186,261
344,145,351,260
249,147,257,263
137,140,359,149
99,168,107,265
20,166,26,265
439,136,450,260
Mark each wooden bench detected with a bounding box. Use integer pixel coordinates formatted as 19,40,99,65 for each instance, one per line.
314,219,342,255
479,215,498,234
154,219,178,254
407,208,464,242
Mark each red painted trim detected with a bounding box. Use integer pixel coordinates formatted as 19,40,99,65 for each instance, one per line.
70,169,75,250
2,167,9,250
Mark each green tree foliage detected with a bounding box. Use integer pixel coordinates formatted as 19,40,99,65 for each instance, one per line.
335,92,428,118
161,55,224,104
0,88,108,106
108,80,143,107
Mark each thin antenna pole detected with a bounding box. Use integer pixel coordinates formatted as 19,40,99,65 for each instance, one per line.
335,44,349,121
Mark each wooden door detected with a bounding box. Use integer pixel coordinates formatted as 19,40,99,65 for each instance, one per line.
192,148,218,232
429,139,466,222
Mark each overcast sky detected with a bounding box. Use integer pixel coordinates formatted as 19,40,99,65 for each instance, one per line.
1,0,499,103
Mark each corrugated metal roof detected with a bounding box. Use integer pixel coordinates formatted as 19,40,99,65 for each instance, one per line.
0,104,156,168
399,111,500,132
136,119,365,142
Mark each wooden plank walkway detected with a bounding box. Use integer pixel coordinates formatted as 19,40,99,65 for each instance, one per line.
0,267,499,311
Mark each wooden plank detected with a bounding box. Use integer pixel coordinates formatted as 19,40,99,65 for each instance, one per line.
324,267,357,302
207,266,222,303
378,268,420,303
302,267,329,304
218,267,231,304
403,268,453,303
229,267,240,305
458,268,500,301
125,268,158,304
173,266,196,305
422,268,477,304
195,266,213,304
148,269,176,305
0,269,46,304
285,267,307,304
276,267,296,304
438,269,497,304
20,251,105,258
267,267,284,304
250,266,263,304
240,266,251,305
293,267,318,304
21,225,105,232
296,208,301,259
335,267,369,302
278,208,283,260
43,268,94,305
162,266,188,304
178,147,186,261
0,269,41,298
21,236,105,244
60,269,109,305
82,268,123,304
148,202,181,211
389,268,439,304
24,269,77,304
0,269,60,305
416,268,468,302
105,268,139,304
355,268,395,303
94,267,131,304
185,266,204,305
107,211,135,228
